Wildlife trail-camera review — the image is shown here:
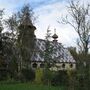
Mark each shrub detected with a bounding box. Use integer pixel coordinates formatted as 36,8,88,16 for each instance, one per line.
67,70,77,90
21,68,35,82
67,70,90,90
0,69,8,81
42,68,53,85
51,70,68,86
35,68,43,84
75,72,90,90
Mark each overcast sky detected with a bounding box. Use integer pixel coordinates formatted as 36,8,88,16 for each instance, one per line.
0,0,89,47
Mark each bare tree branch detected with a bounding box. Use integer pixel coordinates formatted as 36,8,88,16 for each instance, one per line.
60,0,90,54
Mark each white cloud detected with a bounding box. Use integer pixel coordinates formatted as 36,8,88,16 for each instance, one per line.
34,0,78,47
0,0,26,18
0,0,90,47
34,0,90,47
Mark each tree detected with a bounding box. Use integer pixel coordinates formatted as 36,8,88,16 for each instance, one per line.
60,1,90,89
17,4,36,70
0,10,11,80
42,26,55,85
68,47,78,61
61,0,90,54
0,10,4,67
44,26,54,68
6,4,36,71
0,4,36,80
1,12,20,79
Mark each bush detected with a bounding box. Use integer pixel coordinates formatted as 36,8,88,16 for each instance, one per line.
67,70,90,90
67,70,77,90
21,68,35,82
42,69,69,86
51,70,68,86
35,68,43,84
42,69,53,85
0,69,8,81
75,72,90,90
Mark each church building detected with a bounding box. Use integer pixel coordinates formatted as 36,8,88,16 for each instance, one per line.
18,9,76,71
30,31,76,71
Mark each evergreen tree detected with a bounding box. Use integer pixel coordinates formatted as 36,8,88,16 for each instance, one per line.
42,27,55,85
44,26,54,68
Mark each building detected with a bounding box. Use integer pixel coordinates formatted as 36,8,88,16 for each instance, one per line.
30,37,76,71
18,9,76,71
27,26,76,71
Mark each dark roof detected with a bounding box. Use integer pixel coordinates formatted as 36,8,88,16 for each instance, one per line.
31,39,76,63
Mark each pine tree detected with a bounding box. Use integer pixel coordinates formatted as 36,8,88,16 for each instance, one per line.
44,27,53,68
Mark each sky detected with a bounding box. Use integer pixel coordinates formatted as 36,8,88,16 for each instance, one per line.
0,0,89,47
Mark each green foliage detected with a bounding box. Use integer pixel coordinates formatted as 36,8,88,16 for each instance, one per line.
67,68,90,90
8,56,18,79
51,71,68,86
35,68,43,84
44,27,55,70
44,28,53,64
0,70,8,81
75,69,90,90
20,68,35,82
42,69,52,85
68,47,78,62
68,47,90,89
67,70,77,90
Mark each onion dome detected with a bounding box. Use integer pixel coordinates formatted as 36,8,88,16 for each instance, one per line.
52,28,58,40
52,33,58,39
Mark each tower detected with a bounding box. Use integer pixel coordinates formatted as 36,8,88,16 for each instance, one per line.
18,5,36,49
19,5,36,38
18,5,36,68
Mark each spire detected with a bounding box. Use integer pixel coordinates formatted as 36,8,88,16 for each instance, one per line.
21,6,32,26
22,15,36,30
19,5,36,30
52,28,58,41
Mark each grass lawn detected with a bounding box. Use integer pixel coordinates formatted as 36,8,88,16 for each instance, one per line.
0,83,66,90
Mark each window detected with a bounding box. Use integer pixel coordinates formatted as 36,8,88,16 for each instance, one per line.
62,63,65,68
32,63,37,68
70,63,73,68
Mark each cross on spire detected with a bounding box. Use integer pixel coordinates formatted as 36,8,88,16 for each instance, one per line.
54,28,56,34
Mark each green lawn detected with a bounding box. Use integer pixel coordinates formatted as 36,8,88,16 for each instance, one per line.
0,83,65,90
